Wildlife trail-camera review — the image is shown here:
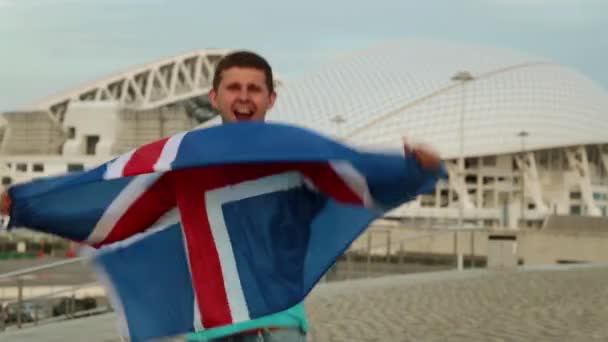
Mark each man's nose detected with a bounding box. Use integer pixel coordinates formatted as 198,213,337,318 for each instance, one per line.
237,89,250,101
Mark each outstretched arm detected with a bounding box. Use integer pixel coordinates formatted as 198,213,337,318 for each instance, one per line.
296,143,444,210
2,172,176,247
0,190,10,217
404,143,442,172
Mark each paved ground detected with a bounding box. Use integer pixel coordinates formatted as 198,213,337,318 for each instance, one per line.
307,266,608,342
2,265,608,341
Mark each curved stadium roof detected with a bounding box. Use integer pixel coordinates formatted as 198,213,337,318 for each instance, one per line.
270,40,608,159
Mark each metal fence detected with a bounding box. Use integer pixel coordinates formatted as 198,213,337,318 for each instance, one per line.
322,227,487,282
0,257,110,331
0,226,488,332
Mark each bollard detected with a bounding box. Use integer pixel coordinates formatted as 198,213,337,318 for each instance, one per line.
386,231,391,260
487,233,518,269
70,292,76,319
454,231,463,271
0,305,6,332
345,252,352,280
470,230,475,269
366,233,372,278
399,241,405,274
16,278,23,329
385,231,391,273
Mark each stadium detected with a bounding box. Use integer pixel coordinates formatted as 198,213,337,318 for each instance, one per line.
1,39,608,232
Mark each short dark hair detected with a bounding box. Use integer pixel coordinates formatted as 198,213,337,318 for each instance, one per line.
212,51,274,93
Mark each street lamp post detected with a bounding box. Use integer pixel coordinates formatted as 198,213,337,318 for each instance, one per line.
517,130,529,228
451,71,474,270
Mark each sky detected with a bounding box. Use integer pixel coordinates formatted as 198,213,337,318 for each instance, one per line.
0,0,606,111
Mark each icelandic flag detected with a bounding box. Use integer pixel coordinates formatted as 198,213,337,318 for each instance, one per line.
6,122,444,341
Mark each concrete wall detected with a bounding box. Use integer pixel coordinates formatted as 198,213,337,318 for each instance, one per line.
0,155,107,187
519,230,608,264
352,222,608,266
350,224,488,258
1,111,65,155
62,102,121,158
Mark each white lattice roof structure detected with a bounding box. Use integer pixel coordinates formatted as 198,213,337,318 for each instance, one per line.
268,40,608,159
25,49,232,123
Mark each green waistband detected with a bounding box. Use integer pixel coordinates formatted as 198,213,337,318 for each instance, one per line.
186,303,308,341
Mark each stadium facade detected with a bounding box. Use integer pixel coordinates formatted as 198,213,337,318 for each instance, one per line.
1,40,607,231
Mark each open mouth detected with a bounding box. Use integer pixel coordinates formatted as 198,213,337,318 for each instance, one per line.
233,108,255,121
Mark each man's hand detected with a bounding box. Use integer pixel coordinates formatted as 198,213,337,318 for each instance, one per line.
0,190,11,216
404,142,441,171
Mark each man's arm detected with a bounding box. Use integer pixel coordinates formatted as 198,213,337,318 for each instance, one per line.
0,190,11,217
1,173,177,247
297,144,443,210
89,173,177,247
404,143,442,172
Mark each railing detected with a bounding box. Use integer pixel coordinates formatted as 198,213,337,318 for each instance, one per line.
0,225,490,333
0,256,110,332
0,257,84,281
323,225,489,282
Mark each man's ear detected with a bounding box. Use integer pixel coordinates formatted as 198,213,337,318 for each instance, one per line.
267,91,277,110
208,89,219,109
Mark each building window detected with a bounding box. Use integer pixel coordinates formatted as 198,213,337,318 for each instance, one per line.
420,194,435,208
67,164,84,172
1,177,11,185
67,126,76,139
570,192,582,200
550,150,560,169
16,163,27,172
538,151,549,168
465,175,478,184
593,192,603,201
482,156,496,166
512,159,519,171
570,205,581,215
85,135,100,155
439,189,449,208
32,163,44,172
465,158,478,169
587,147,599,164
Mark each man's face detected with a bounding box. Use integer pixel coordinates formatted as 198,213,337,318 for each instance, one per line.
209,67,276,123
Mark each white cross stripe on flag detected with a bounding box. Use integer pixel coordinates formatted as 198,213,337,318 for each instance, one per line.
104,150,136,180
329,161,375,208
203,171,305,324
178,217,205,332
154,132,187,172
86,173,163,244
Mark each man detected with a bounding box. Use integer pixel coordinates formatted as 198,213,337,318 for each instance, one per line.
191,51,440,341
1,50,441,341
186,51,308,341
